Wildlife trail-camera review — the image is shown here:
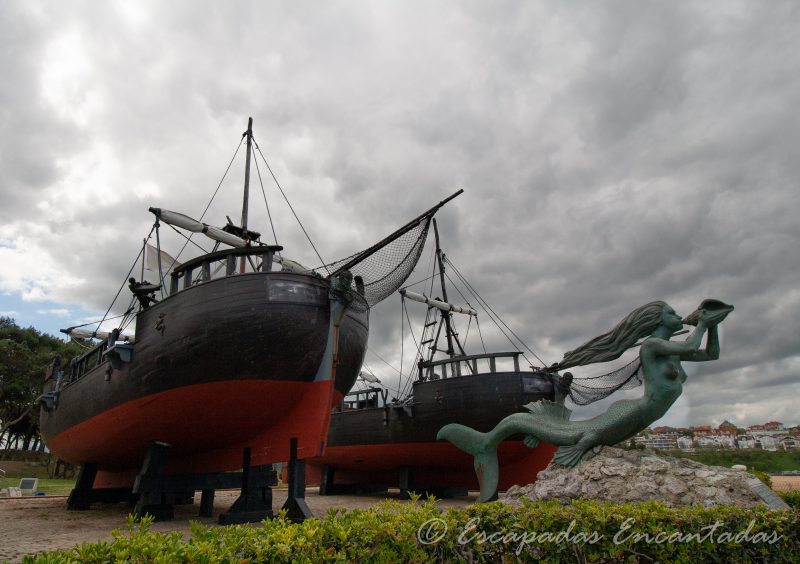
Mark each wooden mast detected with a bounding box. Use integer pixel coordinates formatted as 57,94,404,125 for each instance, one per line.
241,117,254,233
432,218,467,363
240,117,254,272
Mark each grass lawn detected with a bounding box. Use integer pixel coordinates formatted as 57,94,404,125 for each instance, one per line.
665,449,800,473
1,475,75,496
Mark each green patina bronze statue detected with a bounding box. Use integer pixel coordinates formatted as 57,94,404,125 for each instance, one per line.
437,299,734,502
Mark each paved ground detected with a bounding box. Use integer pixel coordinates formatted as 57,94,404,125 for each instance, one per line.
0,488,476,562
772,475,800,492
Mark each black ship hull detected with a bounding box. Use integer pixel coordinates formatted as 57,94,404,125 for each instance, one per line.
308,369,558,492
41,271,368,485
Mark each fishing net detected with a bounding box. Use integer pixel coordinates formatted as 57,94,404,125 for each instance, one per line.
566,357,643,406
313,217,432,312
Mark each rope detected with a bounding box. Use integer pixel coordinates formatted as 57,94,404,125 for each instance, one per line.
63,312,128,332
365,349,405,398
168,136,245,268
475,315,488,355
401,297,424,400
251,145,281,251
400,295,404,390
446,257,548,368
200,136,245,222
164,221,211,254
97,224,154,333
252,136,327,272
398,272,440,291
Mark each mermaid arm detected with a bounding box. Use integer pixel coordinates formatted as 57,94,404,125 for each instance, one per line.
641,320,708,358
680,325,719,362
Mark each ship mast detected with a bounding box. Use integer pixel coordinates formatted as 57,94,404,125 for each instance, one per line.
241,117,254,234
432,218,466,360
240,117,254,273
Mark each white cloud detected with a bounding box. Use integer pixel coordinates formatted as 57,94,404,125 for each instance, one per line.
36,308,71,317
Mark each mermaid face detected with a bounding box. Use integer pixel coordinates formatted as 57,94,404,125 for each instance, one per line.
660,305,684,332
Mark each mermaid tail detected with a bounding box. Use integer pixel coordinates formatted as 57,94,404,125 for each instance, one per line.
436,424,501,502
437,400,574,501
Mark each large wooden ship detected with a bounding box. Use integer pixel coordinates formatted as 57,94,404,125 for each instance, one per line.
39,119,459,507
307,220,564,497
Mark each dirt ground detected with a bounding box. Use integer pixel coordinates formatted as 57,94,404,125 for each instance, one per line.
0,488,476,563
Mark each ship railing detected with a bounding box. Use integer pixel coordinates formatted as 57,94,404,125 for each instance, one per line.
418,351,522,381
168,245,284,294
62,330,133,386
336,387,387,412
65,339,111,384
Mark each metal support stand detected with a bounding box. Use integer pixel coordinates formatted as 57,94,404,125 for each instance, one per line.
427,486,469,499
218,447,275,524
69,443,278,522
133,442,174,521
67,462,97,510
319,464,336,496
319,464,388,495
199,489,215,517
398,465,414,499
280,438,313,522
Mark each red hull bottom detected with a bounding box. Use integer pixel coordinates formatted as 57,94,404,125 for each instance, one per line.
46,379,339,489
306,441,557,491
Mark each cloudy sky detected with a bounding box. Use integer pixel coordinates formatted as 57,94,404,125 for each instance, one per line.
1,1,798,428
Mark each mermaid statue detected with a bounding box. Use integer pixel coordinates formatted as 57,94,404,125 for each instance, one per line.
437,299,734,502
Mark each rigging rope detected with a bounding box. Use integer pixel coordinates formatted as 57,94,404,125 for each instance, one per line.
64,312,129,332
398,272,440,291
463,315,472,350
400,295,404,390
399,297,426,400
250,144,281,250
96,224,155,333
445,257,548,368
446,260,529,365
160,135,244,281
475,315,488,355
252,136,328,271
164,221,211,254
365,349,406,399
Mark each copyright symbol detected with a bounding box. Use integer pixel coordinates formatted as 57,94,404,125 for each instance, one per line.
417,518,448,545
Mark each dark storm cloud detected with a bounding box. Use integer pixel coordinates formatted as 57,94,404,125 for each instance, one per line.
1,0,798,425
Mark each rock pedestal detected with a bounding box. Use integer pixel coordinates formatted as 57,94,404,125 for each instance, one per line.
503,447,788,509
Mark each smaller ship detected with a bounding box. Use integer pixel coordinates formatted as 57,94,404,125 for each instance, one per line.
307,219,566,497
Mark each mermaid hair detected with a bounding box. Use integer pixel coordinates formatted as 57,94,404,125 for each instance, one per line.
557,301,667,369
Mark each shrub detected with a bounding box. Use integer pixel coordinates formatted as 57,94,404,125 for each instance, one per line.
748,469,773,489
780,490,800,511
23,498,800,563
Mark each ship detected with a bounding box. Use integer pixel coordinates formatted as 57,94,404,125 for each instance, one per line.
38,118,461,517
306,219,565,498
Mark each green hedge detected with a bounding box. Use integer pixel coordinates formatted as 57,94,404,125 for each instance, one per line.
24,497,799,563
781,490,800,510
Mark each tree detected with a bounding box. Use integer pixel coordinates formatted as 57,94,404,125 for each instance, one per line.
0,317,84,450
